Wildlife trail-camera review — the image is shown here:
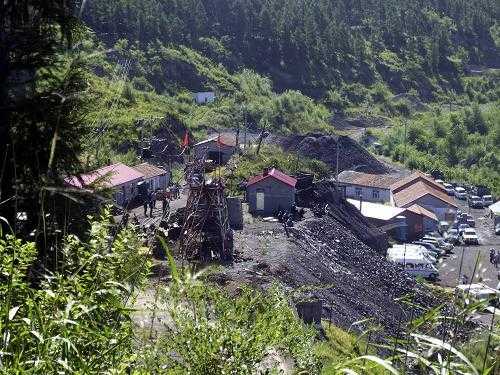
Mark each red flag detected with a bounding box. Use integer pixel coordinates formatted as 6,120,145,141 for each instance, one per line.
181,132,189,148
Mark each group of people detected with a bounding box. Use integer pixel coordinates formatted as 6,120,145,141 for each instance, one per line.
490,248,500,269
141,185,182,218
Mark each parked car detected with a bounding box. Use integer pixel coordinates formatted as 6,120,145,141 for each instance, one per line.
468,195,483,209
456,283,499,309
435,179,444,185
445,229,460,244
482,195,494,207
438,221,450,234
466,216,475,228
462,228,479,245
454,187,467,200
422,236,454,252
476,185,491,198
413,241,443,257
443,183,455,196
495,223,500,235
458,223,470,235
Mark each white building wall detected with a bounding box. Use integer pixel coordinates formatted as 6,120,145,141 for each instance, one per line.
193,92,215,104
344,184,392,204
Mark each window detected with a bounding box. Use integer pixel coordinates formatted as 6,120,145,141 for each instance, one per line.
372,189,380,199
355,187,362,197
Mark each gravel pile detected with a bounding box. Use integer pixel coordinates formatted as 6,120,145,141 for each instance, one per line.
280,133,390,174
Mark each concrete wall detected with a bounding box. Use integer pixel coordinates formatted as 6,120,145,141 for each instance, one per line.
193,141,235,164
247,178,295,216
113,178,143,205
403,195,456,221
145,174,169,191
344,184,392,204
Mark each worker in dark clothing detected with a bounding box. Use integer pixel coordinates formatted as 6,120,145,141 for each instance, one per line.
151,191,157,209
149,194,154,217
143,196,148,217
162,195,170,214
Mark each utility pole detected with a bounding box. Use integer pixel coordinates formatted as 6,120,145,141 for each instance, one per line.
403,119,407,166
243,107,247,150
336,137,340,182
235,107,241,151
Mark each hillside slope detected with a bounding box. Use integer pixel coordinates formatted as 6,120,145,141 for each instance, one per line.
83,0,499,98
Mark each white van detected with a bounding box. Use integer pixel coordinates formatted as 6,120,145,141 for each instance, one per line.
387,247,439,279
390,244,437,263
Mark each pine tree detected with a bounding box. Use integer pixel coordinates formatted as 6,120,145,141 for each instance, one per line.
1,1,90,263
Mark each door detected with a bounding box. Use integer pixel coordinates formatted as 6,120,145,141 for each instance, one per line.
256,191,265,211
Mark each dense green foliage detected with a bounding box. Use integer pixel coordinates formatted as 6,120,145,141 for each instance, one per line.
378,75,500,195
0,210,150,373
84,0,498,97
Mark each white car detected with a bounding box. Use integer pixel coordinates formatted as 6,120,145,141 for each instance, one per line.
482,195,494,206
454,187,467,200
443,183,455,196
456,283,499,309
462,228,479,245
422,236,454,252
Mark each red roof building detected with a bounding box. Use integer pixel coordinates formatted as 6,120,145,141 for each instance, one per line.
65,163,144,189
391,171,446,194
65,163,145,206
246,168,297,215
247,168,297,188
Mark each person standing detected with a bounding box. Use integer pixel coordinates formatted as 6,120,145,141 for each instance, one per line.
143,196,148,217
149,194,154,217
151,190,157,209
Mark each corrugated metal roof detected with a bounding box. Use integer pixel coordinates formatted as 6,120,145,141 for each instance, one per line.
406,204,438,221
132,163,168,179
393,181,457,208
247,168,297,188
347,199,405,221
338,171,399,189
65,163,144,188
193,135,236,148
391,171,446,193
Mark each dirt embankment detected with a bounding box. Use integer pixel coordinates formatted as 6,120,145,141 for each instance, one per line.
280,133,390,175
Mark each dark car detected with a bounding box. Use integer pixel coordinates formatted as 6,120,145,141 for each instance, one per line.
468,195,483,209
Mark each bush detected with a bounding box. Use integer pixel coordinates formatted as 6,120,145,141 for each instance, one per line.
0,209,150,373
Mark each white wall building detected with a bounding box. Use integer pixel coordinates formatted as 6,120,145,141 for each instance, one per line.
338,171,399,204
193,91,216,104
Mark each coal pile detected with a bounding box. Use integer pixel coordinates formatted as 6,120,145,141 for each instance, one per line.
280,133,389,174
284,215,438,334
313,181,388,253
